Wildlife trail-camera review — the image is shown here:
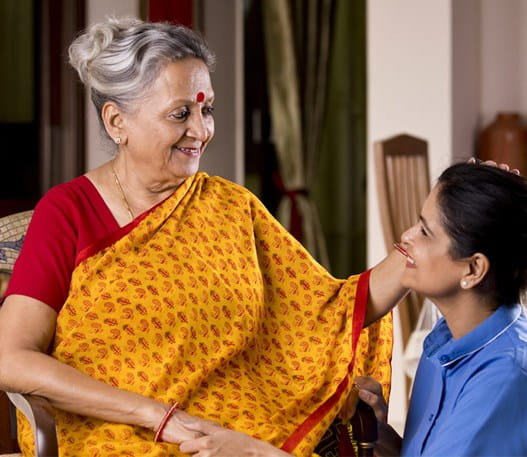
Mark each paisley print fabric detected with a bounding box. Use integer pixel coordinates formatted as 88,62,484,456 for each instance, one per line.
18,172,392,457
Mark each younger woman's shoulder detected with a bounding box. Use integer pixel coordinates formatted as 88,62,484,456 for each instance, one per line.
484,310,527,374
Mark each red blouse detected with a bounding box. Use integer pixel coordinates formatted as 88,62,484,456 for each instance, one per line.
4,176,119,311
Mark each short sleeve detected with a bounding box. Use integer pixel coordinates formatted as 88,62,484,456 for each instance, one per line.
4,186,80,310
4,177,119,311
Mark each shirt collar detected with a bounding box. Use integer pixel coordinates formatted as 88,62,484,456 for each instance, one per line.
423,303,523,367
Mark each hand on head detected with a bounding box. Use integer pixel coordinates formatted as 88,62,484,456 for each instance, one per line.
467,157,521,175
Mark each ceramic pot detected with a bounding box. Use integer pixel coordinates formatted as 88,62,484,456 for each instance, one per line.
478,112,527,174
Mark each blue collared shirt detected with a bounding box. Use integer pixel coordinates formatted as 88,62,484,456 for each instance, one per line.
402,304,527,457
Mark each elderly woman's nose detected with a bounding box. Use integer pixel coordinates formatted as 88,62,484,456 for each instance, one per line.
186,113,209,141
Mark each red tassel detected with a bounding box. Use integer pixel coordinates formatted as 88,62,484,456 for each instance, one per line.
272,171,307,242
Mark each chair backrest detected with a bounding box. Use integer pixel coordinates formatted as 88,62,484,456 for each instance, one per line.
0,210,33,277
374,134,430,348
0,210,33,454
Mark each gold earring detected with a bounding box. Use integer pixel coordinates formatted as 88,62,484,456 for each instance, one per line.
114,136,121,145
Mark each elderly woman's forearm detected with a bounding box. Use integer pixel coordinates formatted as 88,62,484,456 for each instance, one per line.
364,250,408,326
0,347,167,431
0,297,167,432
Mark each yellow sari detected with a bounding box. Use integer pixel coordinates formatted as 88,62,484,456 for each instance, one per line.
18,172,392,456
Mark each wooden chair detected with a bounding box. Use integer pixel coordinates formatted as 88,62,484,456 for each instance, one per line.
3,393,57,457
0,210,378,456
374,133,431,350
0,210,59,457
0,390,18,454
350,400,377,457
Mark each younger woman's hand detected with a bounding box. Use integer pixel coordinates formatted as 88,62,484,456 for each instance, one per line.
339,385,359,422
178,417,292,457
353,376,403,457
353,376,388,424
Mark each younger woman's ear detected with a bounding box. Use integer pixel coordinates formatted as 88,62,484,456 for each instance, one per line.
462,253,490,288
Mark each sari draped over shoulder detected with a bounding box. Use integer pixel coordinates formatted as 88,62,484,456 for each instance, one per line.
18,172,392,457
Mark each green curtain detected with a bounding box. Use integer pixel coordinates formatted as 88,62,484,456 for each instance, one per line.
312,0,367,277
261,0,366,276
262,0,332,269
0,0,34,122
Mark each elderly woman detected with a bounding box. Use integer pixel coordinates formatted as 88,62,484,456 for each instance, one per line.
0,17,403,457
355,163,527,456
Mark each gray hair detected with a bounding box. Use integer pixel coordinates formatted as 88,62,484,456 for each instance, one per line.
68,16,215,125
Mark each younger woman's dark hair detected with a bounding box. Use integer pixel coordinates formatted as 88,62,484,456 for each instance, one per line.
437,162,527,306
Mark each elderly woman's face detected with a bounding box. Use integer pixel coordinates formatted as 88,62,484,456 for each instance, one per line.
122,58,214,187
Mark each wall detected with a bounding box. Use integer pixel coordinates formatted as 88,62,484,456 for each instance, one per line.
85,0,140,171
366,0,454,432
480,0,527,127
452,0,481,160
197,0,244,184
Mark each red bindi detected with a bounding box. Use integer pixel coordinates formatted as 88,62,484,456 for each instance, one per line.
196,91,205,103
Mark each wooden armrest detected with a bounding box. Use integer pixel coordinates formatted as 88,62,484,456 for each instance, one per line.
5,392,58,457
5,394,376,457
350,400,378,457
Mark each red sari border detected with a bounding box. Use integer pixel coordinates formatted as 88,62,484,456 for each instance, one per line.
280,268,371,453
75,210,149,267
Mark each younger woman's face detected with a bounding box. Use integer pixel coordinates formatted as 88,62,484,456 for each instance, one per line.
399,185,467,301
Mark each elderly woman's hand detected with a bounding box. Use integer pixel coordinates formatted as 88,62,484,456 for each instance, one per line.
468,157,521,175
158,408,207,443
177,416,292,457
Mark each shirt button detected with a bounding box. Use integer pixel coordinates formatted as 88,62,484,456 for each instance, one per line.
440,355,449,363
428,414,434,422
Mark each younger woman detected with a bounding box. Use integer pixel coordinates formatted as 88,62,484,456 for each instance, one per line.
356,162,527,456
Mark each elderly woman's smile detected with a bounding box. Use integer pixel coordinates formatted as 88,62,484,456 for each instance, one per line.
173,145,202,156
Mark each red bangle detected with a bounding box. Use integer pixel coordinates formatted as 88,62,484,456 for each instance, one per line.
154,403,179,443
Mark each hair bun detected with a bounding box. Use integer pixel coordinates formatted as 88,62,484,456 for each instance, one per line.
68,16,142,86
